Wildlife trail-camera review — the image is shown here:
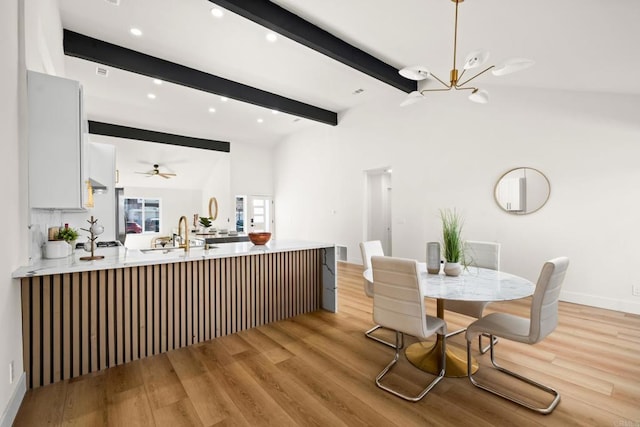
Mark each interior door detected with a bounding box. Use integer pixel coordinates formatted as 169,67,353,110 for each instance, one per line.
248,196,273,233
365,169,392,255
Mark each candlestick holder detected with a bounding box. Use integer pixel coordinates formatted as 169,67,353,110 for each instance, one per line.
80,216,105,261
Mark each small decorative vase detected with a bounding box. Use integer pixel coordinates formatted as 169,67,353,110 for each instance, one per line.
444,262,462,277
427,242,441,274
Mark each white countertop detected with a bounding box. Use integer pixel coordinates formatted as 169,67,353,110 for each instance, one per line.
13,240,335,278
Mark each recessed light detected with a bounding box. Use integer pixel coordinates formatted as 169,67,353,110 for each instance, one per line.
266,32,278,43
271,110,279,115
208,107,216,113
257,118,264,123
147,93,156,99
153,78,162,85
210,8,224,18
220,96,228,102
130,27,143,37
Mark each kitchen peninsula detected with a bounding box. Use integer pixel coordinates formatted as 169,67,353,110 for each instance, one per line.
14,241,337,389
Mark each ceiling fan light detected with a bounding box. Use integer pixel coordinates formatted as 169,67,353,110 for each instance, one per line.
399,91,425,107
492,58,535,76
399,66,430,81
468,89,489,104
463,50,490,70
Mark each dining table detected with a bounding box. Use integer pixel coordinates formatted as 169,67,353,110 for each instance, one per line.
363,262,535,377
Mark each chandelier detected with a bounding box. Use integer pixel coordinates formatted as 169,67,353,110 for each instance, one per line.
399,0,534,105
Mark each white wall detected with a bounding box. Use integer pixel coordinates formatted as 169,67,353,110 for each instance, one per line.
274,86,640,315
23,0,64,75
231,142,274,196
0,0,27,424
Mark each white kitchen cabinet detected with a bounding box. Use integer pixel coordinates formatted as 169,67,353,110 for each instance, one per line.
88,142,115,189
28,70,88,210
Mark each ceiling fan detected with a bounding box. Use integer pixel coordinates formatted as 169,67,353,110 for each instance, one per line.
135,164,176,179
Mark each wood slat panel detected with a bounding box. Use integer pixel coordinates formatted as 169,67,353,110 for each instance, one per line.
20,249,323,388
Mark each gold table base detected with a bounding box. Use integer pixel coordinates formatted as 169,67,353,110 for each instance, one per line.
405,340,478,378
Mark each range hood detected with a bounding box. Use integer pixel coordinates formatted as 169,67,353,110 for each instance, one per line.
89,178,107,194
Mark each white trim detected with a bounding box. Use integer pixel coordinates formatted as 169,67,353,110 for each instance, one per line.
0,372,26,427
561,291,640,315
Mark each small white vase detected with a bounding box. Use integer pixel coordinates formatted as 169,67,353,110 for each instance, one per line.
444,262,462,277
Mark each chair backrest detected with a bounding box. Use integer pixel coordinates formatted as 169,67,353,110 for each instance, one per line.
529,257,570,343
360,240,385,270
465,240,501,270
371,256,430,339
360,240,385,297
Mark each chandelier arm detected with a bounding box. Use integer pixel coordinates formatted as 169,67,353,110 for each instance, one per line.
456,65,495,87
430,73,453,89
453,0,459,71
419,88,455,94
453,86,478,92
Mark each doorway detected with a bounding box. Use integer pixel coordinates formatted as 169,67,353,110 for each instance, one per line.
235,195,274,234
365,168,392,255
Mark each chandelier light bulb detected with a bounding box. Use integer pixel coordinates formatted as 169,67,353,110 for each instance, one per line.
400,91,425,107
463,50,490,70
468,89,489,104
399,66,430,81
492,58,536,76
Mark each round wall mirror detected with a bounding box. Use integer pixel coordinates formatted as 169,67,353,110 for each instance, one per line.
494,167,550,215
208,197,218,221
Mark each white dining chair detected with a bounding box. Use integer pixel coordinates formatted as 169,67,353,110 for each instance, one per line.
372,255,447,401
444,240,500,354
359,240,395,348
465,256,569,414
444,240,500,353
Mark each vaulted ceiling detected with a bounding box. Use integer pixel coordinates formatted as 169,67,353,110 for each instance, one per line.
58,0,640,149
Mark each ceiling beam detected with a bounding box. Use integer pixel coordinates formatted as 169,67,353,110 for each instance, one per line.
210,0,416,94
88,121,231,152
64,30,337,126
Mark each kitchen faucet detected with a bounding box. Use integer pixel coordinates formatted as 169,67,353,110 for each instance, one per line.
177,215,190,252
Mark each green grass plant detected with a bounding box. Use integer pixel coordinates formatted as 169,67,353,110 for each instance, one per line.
440,208,464,263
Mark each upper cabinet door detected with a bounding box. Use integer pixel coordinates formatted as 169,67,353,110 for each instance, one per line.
28,70,87,210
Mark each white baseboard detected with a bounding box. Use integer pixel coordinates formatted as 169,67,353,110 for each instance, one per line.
0,372,26,427
561,290,640,315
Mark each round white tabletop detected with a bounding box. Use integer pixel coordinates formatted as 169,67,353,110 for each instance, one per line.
363,262,534,302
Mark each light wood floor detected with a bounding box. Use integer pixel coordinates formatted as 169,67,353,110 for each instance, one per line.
15,262,640,426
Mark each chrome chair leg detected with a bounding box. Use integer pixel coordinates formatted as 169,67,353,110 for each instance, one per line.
478,333,499,354
365,324,398,348
376,332,445,402
445,327,465,339
447,328,497,355
466,336,560,414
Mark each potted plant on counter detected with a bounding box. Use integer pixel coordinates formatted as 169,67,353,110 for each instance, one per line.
199,216,213,233
440,208,464,276
55,225,79,252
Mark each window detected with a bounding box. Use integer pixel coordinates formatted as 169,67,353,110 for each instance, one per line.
124,198,161,233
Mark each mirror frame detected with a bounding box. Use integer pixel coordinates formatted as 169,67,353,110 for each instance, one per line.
494,167,551,215
208,197,218,221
